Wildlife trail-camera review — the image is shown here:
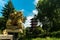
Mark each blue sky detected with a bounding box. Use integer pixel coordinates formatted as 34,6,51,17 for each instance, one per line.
0,0,36,16
12,0,35,16
0,0,39,27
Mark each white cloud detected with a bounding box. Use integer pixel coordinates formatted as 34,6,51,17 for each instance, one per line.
0,0,6,7
34,0,39,5
24,15,34,28
37,20,43,27
24,9,38,28
33,9,38,15
20,9,24,12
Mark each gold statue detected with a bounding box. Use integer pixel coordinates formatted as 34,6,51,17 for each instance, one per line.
6,11,24,33
3,29,8,35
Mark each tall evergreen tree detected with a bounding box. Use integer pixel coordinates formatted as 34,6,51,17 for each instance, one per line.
1,0,14,20
1,0,15,29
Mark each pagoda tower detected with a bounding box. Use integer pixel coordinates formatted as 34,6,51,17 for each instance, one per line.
30,15,38,28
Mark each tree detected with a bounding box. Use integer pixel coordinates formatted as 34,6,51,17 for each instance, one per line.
36,0,60,32
1,0,15,29
26,26,44,38
1,0,14,20
0,17,5,30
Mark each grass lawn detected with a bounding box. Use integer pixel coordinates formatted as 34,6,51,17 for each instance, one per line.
32,37,60,40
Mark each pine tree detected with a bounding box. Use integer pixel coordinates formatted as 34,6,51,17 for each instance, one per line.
1,0,15,29
1,0,14,20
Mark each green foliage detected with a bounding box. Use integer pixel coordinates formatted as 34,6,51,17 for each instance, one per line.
32,37,60,40
1,0,14,20
0,30,2,34
0,17,6,30
50,31,60,37
1,0,15,29
17,29,26,40
26,26,44,38
37,0,60,32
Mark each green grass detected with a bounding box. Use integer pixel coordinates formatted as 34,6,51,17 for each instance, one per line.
24,37,60,40
32,37,60,40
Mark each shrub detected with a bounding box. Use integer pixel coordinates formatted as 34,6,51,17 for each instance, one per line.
50,31,60,37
